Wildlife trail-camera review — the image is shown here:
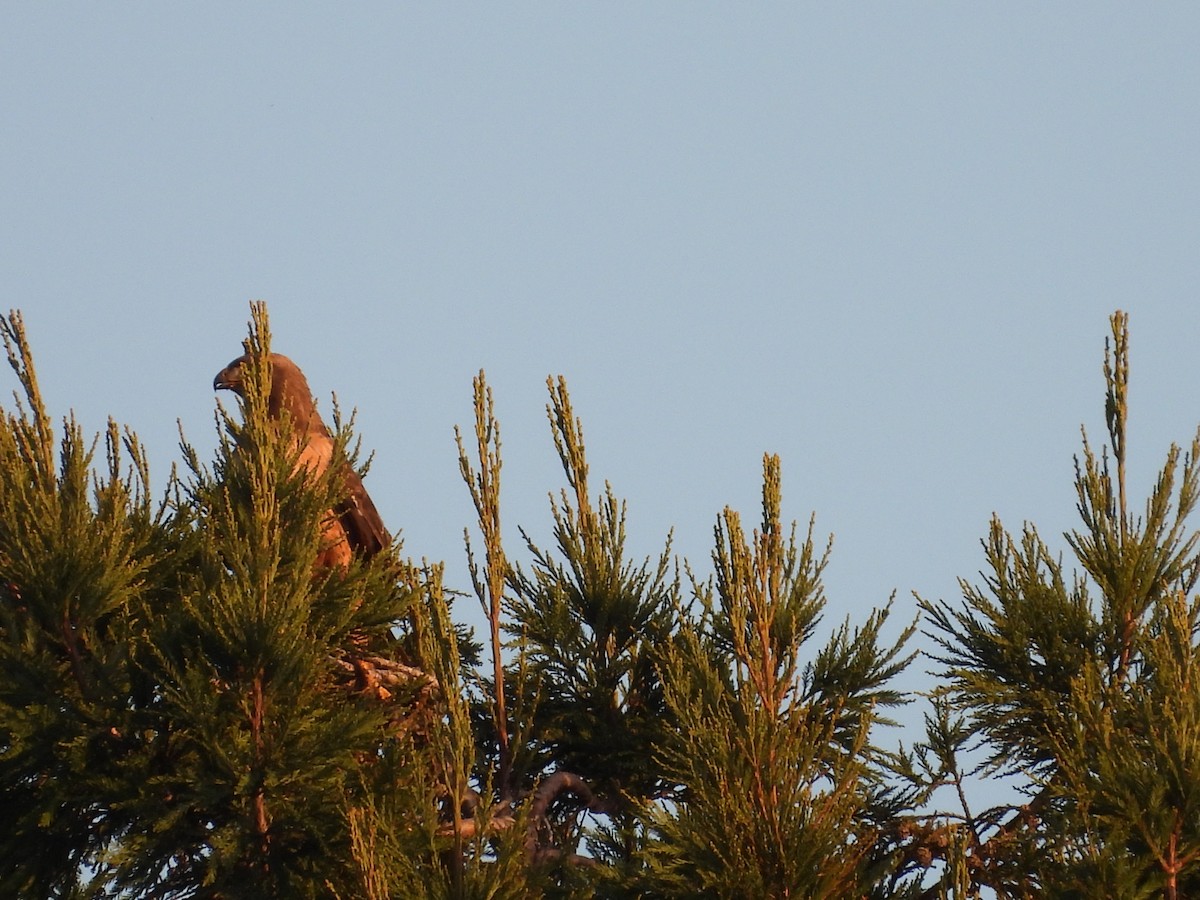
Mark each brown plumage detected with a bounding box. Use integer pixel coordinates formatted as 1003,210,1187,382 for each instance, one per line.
214,352,390,568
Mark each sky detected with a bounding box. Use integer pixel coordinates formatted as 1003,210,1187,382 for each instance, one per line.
4,6,1200,809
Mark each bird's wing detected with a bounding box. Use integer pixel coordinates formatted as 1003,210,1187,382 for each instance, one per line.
334,465,390,558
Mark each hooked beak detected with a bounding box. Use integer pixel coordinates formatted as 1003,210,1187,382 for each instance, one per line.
213,365,243,393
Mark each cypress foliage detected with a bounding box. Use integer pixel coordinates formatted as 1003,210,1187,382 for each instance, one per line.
0,311,179,896
494,376,680,894
0,306,435,898
111,305,419,897
920,311,1200,897
505,377,680,807
6,305,1200,898
636,454,914,898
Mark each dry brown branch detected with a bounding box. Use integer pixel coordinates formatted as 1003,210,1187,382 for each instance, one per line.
437,810,517,841
433,769,616,867
525,771,617,863
910,792,1048,899
332,654,439,704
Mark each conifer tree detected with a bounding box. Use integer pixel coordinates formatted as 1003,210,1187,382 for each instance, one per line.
634,454,915,898
458,376,919,897
0,311,179,896
454,372,682,894
0,306,459,897
11,303,1200,899
115,306,421,897
505,377,681,807
918,311,1200,898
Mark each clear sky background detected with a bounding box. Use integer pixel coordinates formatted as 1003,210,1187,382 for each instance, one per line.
4,6,1200,805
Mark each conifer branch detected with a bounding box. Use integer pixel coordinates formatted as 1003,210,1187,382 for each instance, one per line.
546,375,592,533
525,770,614,865
0,310,54,486
455,370,511,793
1105,310,1130,542
436,768,614,868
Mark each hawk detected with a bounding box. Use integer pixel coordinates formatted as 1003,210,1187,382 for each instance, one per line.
214,352,390,568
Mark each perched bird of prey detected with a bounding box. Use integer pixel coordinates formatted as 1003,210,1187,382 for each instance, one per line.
214,353,390,568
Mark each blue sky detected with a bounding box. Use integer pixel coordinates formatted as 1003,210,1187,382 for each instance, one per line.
4,6,1200,799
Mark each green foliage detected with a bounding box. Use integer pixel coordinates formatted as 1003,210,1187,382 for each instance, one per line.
7,304,1200,899
0,306,429,898
922,518,1099,777
113,307,419,897
636,455,914,898
0,311,179,897
506,377,680,806
919,311,1200,897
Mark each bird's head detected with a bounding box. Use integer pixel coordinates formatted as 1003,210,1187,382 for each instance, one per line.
213,355,249,395
213,352,321,431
